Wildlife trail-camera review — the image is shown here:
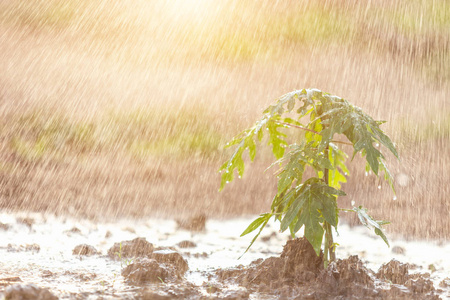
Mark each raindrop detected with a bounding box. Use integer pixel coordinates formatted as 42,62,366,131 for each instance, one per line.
393,196,397,201
351,200,355,206
238,176,241,179
365,172,368,176
375,143,380,147
225,170,229,173
344,172,348,176
226,181,229,184
377,185,381,189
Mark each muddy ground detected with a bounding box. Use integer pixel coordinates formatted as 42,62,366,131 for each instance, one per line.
0,212,448,299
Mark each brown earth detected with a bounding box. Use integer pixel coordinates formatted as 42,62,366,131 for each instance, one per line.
0,0,448,242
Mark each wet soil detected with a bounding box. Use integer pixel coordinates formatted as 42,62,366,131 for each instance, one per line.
0,213,448,299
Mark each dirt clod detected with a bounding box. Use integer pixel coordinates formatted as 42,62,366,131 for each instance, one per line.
151,249,189,277
7,244,40,253
0,222,10,230
16,218,34,228
217,238,323,290
177,240,197,248
72,244,98,256
4,284,58,300
377,259,410,284
107,237,154,259
439,277,450,288
122,258,168,284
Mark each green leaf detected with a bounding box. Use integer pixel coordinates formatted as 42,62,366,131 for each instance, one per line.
241,213,272,236
353,206,390,247
267,120,288,159
239,213,272,258
319,194,339,227
299,196,324,255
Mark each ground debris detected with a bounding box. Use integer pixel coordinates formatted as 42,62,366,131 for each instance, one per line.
151,249,189,277
107,237,154,259
72,244,99,256
121,258,169,284
6,243,40,253
4,284,58,300
177,240,197,248
122,249,189,285
215,239,441,300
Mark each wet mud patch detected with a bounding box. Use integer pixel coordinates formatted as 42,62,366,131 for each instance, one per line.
0,214,448,299
214,238,442,299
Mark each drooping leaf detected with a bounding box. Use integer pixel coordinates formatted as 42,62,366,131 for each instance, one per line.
353,206,390,247
239,213,272,258
241,213,272,237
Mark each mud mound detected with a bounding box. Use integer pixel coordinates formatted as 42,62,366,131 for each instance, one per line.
72,244,98,256
376,260,437,297
215,239,441,300
4,284,57,300
281,238,323,281
107,237,154,259
151,249,189,277
122,258,169,284
217,238,323,292
313,255,376,299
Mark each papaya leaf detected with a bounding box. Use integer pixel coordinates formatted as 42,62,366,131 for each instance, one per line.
353,206,390,247
219,88,398,261
239,213,272,258
267,120,288,159
241,213,272,237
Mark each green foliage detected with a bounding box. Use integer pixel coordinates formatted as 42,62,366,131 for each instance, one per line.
220,89,398,261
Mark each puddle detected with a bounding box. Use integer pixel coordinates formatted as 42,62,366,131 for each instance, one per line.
0,212,448,299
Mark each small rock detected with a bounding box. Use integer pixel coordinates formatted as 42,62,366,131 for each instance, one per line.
41,271,53,278
72,244,98,256
65,227,82,235
122,258,168,284
25,244,40,252
202,282,222,294
0,222,10,230
176,214,206,232
77,273,97,281
16,217,34,228
7,244,40,253
4,284,58,300
192,252,209,258
439,277,450,288
177,240,196,248
151,249,189,277
392,246,406,254
107,237,154,259
105,230,112,238
122,226,136,234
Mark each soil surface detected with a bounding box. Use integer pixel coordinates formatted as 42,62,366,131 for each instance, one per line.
0,212,448,299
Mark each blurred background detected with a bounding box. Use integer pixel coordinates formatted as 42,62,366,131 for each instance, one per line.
0,0,448,240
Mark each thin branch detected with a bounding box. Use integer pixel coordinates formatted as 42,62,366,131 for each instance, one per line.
275,121,353,146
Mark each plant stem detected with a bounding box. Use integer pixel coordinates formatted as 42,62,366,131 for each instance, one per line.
323,146,335,268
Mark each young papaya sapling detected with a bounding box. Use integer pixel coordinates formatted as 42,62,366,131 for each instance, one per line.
219,89,399,268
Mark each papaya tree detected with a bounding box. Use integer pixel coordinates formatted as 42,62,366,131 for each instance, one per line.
219,89,398,268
